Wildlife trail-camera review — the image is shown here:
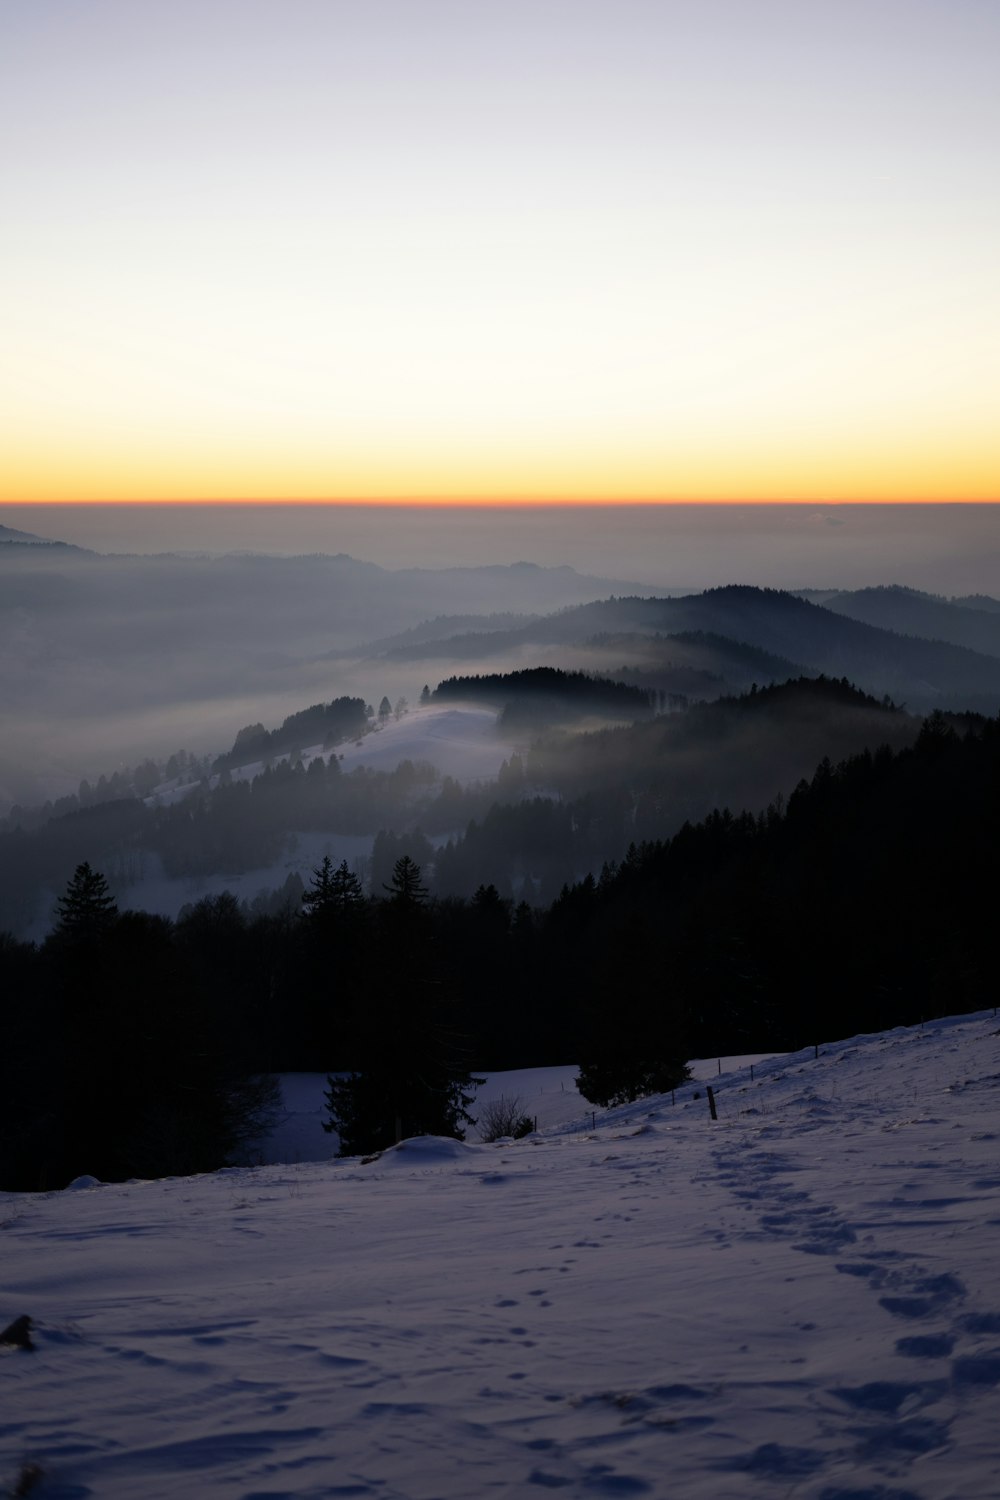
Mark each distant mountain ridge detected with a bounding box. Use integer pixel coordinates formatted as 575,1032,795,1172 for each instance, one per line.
344,584,1000,713
5,536,1000,816
0,522,87,553
796,584,1000,658
0,523,52,543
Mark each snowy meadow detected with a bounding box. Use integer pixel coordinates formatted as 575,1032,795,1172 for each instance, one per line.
3,1014,1000,1499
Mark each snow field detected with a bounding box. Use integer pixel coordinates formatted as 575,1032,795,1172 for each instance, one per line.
3,1014,1000,1498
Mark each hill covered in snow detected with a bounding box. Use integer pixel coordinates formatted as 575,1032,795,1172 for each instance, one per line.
4,1012,1000,1498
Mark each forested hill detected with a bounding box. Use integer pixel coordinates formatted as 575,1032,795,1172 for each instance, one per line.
516,674,916,808
0,675,920,937
433,667,653,725
2,708,996,1189
365,586,1000,711
555,708,999,1073
0,523,84,546
799,584,1000,658
327,612,542,660
213,697,369,771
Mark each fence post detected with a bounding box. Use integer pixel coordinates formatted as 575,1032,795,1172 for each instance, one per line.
706,1085,718,1122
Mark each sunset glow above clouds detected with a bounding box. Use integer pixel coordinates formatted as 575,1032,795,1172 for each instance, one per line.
3,0,999,504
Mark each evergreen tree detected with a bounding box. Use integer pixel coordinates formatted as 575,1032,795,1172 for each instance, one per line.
300,855,366,934
53,862,118,943
384,853,428,905
329,859,365,912
297,857,367,1065
576,1055,691,1110
471,882,509,925
301,855,337,914
324,857,481,1154
323,1064,479,1157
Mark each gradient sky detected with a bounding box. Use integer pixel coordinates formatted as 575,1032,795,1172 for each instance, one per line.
3,0,998,503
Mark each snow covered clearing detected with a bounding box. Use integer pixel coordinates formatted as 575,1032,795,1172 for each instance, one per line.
3,1014,1000,1499
332,707,510,782
140,707,511,803
94,706,510,930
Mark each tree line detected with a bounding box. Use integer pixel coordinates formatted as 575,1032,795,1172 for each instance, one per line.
2,708,996,1190
0,676,923,937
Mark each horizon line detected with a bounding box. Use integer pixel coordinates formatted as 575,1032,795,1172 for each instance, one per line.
9,496,1000,508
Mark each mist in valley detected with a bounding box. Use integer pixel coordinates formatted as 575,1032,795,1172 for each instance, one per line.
0,502,996,945
0,528,656,809
4,503,1000,808
4,500,1000,589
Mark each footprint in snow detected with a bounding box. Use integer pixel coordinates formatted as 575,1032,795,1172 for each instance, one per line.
895,1334,955,1359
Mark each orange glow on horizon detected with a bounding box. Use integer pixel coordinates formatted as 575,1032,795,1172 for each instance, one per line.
5,428,997,508
10,412,999,503
8,485,999,508
8,496,1000,506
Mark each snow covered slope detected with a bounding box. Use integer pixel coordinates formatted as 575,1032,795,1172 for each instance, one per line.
259,1058,787,1166
3,1013,1000,1499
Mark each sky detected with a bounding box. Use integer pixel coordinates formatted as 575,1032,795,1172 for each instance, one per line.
3,0,999,505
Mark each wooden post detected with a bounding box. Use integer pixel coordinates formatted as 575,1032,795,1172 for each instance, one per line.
706,1085,718,1121
717,1058,722,1076
814,1044,819,1060
591,1112,596,1130
750,1063,754,1082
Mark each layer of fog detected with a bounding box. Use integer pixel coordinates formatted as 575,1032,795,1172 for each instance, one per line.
3,502,999,811
6,501,1000,592
0,545,648,810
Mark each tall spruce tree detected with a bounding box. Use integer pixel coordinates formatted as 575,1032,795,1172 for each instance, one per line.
383,853,428,905
301,855,337,913
324,857,480,1154
329,859,365,913
302,857,366,920
299,857,368,1066
53,862,118,943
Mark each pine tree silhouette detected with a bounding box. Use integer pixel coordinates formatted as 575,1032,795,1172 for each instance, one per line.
53,863,118,942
